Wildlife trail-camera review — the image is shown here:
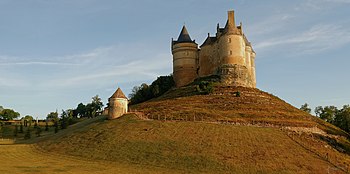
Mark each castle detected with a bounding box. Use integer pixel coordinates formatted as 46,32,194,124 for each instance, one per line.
171,10,256,88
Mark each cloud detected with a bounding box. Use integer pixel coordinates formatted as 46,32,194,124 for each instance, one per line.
254,24,350,54
0,44,172,90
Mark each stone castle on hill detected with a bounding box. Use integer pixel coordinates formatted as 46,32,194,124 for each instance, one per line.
171,10,256,88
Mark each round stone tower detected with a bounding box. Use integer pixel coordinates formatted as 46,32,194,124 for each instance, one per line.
218,11,250,87
108,87,128,119
171,26,198,87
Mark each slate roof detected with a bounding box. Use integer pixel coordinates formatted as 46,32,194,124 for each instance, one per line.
175,25,194,43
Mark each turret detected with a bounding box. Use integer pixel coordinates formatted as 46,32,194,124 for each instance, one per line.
108,87,128,119
171,26,198,87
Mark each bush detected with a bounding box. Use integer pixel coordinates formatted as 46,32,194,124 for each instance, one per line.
54,121,59,133
13,125,18,137
24,128,31,139
19,123,24,133
195,81,214,95
45,122,49,131
36,127,42,137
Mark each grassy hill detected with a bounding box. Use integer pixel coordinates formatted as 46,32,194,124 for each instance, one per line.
36,85,350,173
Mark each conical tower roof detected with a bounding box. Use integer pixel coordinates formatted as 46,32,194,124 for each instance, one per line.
176,25,193,43
110,87,127,99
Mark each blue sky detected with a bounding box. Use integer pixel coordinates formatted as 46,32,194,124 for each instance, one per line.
0,0,350,119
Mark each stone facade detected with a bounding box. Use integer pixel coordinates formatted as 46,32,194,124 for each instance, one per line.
108,88,128,119
171,10,256,88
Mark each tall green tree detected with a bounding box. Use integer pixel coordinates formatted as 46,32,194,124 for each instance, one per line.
22,115,33,127
0,109,20,121
300,103,311,114
76,103,86,118
91,95,103,117
334,105,350,133
314,106,323,117
319,106,338,123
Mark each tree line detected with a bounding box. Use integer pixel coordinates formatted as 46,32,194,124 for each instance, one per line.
300,103,350,133
45,95,104,133
129,75,175,105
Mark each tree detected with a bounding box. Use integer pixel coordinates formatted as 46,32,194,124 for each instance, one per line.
0,109,20,121
47,112,59,122
60,110,68,129
0,106,4,112
314,106,323,117
76,103,86,118
91,95,103,117
129,75,175,105
319,106,338,123
333,105,350,133
300,103,311,114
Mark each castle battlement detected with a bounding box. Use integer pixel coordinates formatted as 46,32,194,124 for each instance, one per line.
171,10,256,88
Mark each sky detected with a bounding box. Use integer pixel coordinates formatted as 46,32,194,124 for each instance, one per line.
0,0,350,119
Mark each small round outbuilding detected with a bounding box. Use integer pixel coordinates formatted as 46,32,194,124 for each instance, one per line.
108,87,128,119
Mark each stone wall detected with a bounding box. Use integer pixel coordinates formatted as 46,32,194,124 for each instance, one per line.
108,98,128,119
172,42,198,87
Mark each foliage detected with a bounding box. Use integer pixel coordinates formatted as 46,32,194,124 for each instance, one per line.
129,75,175,105
60,110,68,129
45,122,49,131
195,81,214,95
74,95,103,118
316,106,337,123
300,103,311,114
76,103,86,117
316,105,350,133
13,125,18,137
19,123,24,133
0,109,20,121
91,95,103,116
47,112,59,122
23,115,33,122
54,121,59,133
24,128,31,139
35,126,42,137
0,106,3,112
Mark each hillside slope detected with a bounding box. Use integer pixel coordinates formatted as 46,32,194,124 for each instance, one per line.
132,85,348,137
37,85,350,173
38,114,350,173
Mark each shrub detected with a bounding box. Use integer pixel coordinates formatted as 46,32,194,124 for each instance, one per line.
196,81,214,95
36,127,42,137
24,128,31,139
13,125,18,137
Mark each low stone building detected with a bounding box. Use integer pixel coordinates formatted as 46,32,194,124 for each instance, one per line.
171,10,256,88
108,88,128,119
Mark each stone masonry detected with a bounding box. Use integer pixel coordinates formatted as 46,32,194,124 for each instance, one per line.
171,10,256,88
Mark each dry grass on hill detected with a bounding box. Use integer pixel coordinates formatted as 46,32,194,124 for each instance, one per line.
38,114,350,173
131,85,348,137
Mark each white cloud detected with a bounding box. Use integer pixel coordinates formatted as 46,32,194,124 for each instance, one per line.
0,44,172,90
254,24,350,54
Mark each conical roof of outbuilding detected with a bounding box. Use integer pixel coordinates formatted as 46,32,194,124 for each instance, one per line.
110,88,127,99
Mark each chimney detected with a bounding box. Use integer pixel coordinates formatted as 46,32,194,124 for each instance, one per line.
227,10,236,28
